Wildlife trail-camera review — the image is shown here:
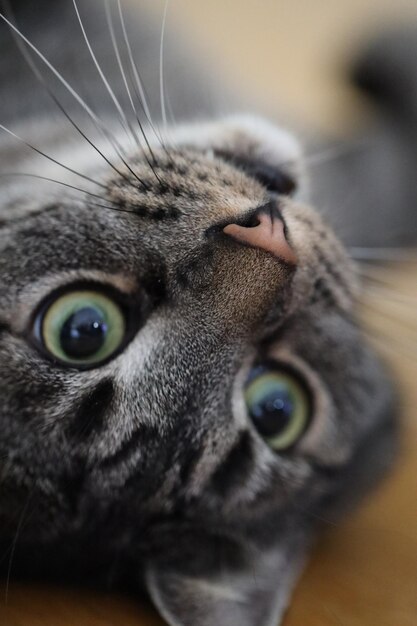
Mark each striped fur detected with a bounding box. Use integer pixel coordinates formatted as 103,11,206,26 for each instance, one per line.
0,2,401,625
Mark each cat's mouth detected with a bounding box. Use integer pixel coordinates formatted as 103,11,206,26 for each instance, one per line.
223,202,297,265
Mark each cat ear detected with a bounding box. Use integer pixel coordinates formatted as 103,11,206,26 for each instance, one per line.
172,115,304,196
145,532,309,626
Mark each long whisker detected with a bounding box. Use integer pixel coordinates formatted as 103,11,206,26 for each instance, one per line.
70,1,155,188
159,0,169,133
0,173,144,218
116,0,151,124
72,0,134,144
116,0,163,146
305,141,369,167
79,200,139,216
0,11,122,176
166,89,178,129
156,0,178,163
0,124,107,188
105,0,164,184
116,0,176,168
275,471,338,528
104,0,144,149
278,141,370,172
0,172,113,203
0,12,109,140
0,9,149,189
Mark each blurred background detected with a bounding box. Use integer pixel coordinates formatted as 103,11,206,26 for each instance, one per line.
143,0,417,134
1,1,417,624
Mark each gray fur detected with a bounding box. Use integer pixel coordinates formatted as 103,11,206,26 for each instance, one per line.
0,2,408,625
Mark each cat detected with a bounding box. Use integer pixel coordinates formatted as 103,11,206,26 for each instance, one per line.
0,1,414,625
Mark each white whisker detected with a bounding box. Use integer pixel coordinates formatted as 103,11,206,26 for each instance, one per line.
159,0,169,133
72,0,133,145
166,88,178,130
104,0,142,148
0,9,143,185
0,12,105,135
0,172,144,217
0,172,110,201
305,141,369,167
0,123,106,188
116,0,159,140
105,0,166,184
278,141,370,172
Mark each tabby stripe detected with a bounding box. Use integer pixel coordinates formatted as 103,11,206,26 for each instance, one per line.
179,443,205,486
98,424,158,471
313,243,351,297
66,378,115,440
210,430,254,497
0,320,10,334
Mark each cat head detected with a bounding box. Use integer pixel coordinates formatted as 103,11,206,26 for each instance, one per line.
0,115,395,625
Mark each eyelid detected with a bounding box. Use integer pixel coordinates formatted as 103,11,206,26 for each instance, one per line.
9,271,139,335
36,290,126,368
264,347,338,459
30,281,137,333
243,359,313,451
246,359,312,397
26,281,149,370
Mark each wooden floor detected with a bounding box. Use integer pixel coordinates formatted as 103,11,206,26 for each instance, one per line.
2,1,417,624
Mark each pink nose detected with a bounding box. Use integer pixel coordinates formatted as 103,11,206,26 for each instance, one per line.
223,207,297,265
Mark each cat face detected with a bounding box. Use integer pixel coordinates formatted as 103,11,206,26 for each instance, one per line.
0,116,395,625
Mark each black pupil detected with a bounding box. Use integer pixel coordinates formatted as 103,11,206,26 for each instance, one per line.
250,386,294,437
60,306,107,358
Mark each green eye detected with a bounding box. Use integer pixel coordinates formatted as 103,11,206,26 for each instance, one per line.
244,365,310,450
39,290,126,367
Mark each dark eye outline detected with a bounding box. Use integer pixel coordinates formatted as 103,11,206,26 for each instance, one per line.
244,360,313,452
28,281,146,370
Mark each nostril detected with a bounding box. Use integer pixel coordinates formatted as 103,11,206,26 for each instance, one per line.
206,202,279,239
239,212,261,229
231,201,284,230
233,202,283,229
205,207,261,238
223,201,297,265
